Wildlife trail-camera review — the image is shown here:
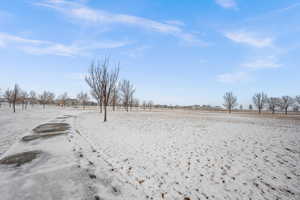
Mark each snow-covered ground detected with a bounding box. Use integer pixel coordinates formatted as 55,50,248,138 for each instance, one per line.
0,107,300,200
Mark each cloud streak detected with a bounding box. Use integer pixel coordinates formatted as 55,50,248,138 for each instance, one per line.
274,2,300,13
217,56,281,84
0,32,128,56
225,31,273,48
217,71,248,83
241,57,281,69
215,0,237,9
35,0,207,46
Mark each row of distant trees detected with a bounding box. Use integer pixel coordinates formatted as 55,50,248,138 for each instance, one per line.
0,85,90,112
0,84,154,115
223,92,299,114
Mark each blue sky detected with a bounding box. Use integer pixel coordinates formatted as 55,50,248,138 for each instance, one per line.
0,0,299,106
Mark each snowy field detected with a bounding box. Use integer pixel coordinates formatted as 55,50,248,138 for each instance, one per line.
0,107,300,200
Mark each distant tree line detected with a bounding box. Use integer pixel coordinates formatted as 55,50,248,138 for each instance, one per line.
0,85,92,113
0,80,154,122
223,91,299,115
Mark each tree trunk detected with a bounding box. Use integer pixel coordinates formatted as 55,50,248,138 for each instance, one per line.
104,105,107,122
285,108,288,115
13,102,16,113
99,101,103,113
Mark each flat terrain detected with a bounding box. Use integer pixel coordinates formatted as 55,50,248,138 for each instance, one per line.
0,106,299,200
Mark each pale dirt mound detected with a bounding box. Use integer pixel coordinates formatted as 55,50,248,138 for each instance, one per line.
22,123,70,142
0,150,42,167
33,123,70,133
56,115,75,120
22,132,67,141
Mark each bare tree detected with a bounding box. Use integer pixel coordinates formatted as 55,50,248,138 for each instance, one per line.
4,88,13,108
142,100,147,111
58,92,68,107
148,100,154,111
252,92,268,114
47,92,55,105
101,59,120,122
119,79,135,112
293,105,299,112
86,61,103,113
268,97,280,114
129,96,134,111
86,58,119,122
133,98,140,111
0,88,2,108
39,91,54,109
77,91,89,109
29,90,37,107
12,84,20,113
19,90,28,110
223,92,237,113
295,96,300,112
280,96,294,115
248,104,253,110
239,105,243,110
296,96,300,105
39,91,48,109
111,87,119,111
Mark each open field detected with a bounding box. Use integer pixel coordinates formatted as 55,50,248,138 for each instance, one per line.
0,107,299,200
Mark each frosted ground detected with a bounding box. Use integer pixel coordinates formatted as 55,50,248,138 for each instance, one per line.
0,106,299,200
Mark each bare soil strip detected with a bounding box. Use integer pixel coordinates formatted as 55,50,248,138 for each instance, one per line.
0,150,42,167
32,123,70,134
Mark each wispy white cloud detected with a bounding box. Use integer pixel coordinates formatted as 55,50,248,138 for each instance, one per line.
0,32,128,56
241,56,281,69
164,20,185,27
224,31,273,48
274,2,300,13
215,0,237,9
217,71,248,83
244,2,300,23
35,0,207,46
0,32,47,45
218,56,280,83
20,44,79,56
